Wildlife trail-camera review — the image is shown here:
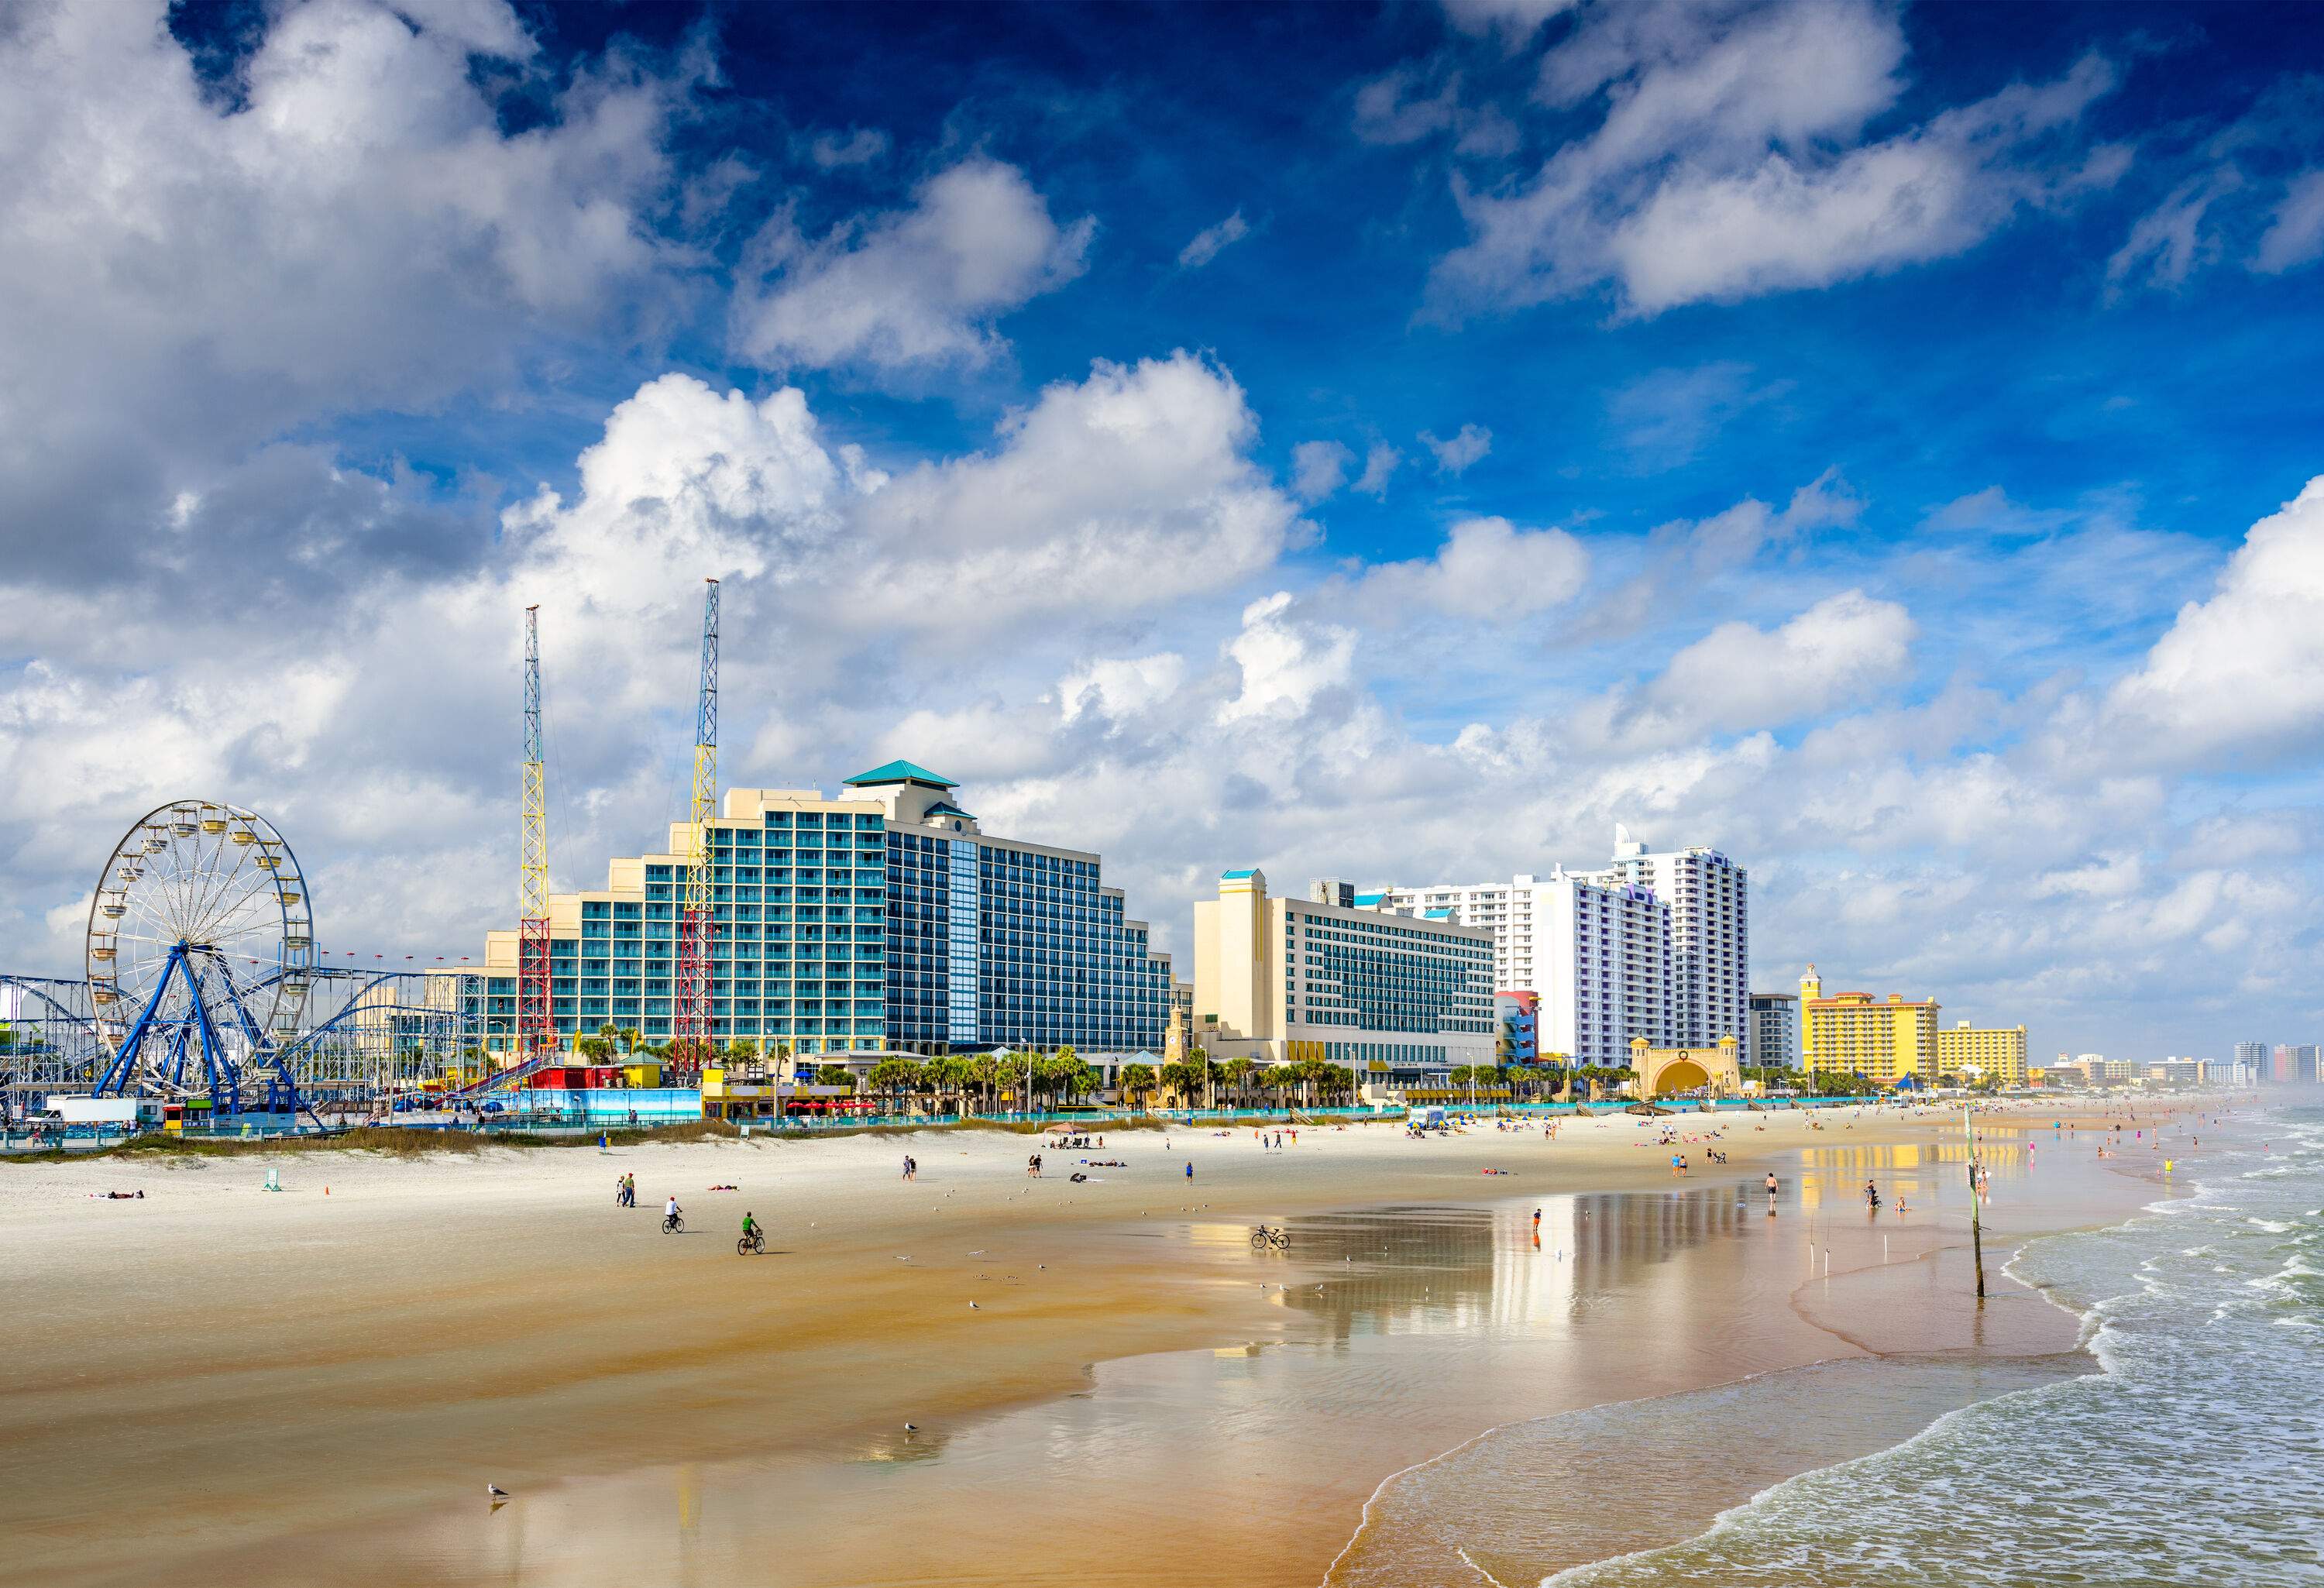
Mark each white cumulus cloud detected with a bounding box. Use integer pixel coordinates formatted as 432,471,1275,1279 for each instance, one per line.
2102,476,2324,760
1428,0,2123,318
0,0,700,579
1353,516,1589,621
1217,593,1358,722
1650,589,1917,729
731,156,1094,373
1060,655,1190,727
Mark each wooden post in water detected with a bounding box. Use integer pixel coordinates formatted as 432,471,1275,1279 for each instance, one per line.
1966,1102,1985,1302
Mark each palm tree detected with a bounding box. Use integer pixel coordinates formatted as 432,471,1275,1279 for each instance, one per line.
1157,1060,1198,1107
1119,1062,1157,1109
920,1054,963,1117
868,1058,923,1109
1037,1051,1095,1109
1221,1057,1253,1107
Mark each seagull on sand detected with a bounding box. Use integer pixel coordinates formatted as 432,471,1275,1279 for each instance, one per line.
487,1483,510,1498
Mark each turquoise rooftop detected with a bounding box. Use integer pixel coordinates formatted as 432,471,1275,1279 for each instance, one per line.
843,759,957,789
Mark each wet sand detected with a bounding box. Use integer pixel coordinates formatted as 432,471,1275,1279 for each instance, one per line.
0,1102,2206,1587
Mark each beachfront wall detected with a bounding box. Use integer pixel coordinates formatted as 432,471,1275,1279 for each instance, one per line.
511,1087,703,1123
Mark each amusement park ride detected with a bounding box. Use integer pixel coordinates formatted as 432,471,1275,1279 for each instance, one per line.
84,800,315,1112
0,799,474,1126
672,578,720,1081
0,586,731,1129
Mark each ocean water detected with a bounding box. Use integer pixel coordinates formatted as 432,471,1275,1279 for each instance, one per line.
1550,1105,2324,1586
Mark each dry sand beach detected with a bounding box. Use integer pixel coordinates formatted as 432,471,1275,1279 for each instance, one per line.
0,1102,2208,1587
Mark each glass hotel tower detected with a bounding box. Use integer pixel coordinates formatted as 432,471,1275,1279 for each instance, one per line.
449,762,1171,1062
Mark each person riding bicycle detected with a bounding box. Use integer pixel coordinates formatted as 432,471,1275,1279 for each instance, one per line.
742,1210,760,1243
665,1194,682,1225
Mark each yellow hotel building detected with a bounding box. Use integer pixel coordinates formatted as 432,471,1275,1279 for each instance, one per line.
1798,966,1939,1084
1936,1020,2029,1087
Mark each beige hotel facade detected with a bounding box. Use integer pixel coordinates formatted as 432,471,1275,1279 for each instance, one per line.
1191,868,1495,1087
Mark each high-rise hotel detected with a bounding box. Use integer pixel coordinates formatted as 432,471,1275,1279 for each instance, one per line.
1798,967,1939,1084
1191,868,1496,1086
1381,827,1746,1067
447,761,1172,1062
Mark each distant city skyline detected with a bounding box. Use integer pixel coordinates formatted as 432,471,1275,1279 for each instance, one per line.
5,0,2324,1067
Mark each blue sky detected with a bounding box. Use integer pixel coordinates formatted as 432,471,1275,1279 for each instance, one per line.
5,0,2324,1061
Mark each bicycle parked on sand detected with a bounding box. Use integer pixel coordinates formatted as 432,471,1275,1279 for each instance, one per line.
1250,1225,1289,1251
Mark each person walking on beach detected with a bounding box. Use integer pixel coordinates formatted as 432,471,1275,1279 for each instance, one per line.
1765,1171,1779,1215
1185,1160,1194,1181
1864,1178,1881,1213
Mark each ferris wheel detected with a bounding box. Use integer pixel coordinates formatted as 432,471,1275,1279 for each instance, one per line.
86,800,318,1110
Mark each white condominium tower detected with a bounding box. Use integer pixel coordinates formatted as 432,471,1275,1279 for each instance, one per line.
1379,870,1673,1067
1577,827,1748,1050
1383,825,1748,1064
